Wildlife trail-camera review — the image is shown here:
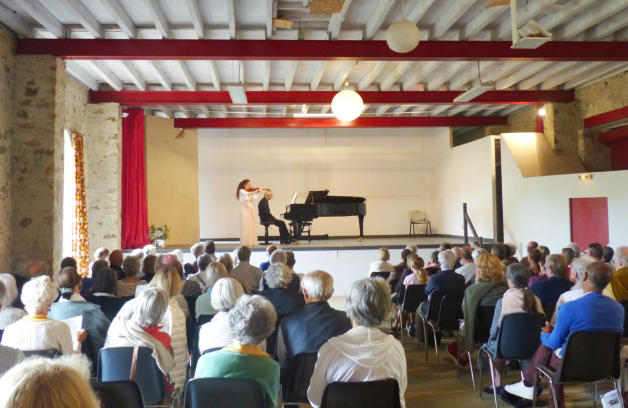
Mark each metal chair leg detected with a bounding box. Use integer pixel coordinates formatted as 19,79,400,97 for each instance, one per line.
533,372,539,408
593,383,597,408
479,350,485,399
399,306,404,344
615,379,625,408
468,351,476,390
488,355,499,408
548,378,559,408
427,322,439,363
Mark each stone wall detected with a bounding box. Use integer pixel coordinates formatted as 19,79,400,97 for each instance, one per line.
85,103,122,251
10,55,65,270
0,28,13,272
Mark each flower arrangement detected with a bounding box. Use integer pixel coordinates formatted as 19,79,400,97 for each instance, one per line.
149,224,170,242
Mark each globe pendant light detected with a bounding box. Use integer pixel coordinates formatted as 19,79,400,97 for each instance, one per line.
331,88,364,122
386,19,420,53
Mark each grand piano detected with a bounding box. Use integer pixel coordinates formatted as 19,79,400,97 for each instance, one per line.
283,190,366,241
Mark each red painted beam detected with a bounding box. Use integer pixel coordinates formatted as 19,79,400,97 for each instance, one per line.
17,39,628,62
583,106,628,128
90,90,574,106
598,126,628,144
173,116,508,128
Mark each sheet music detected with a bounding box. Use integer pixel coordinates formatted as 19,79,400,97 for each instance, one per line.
63,315,83,350
290,193,298,204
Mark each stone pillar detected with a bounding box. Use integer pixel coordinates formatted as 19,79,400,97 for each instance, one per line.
85,103,122,251
10,55,65,271
0,28,14,272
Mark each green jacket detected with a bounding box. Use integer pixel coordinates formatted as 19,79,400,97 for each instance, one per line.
461,280,508,351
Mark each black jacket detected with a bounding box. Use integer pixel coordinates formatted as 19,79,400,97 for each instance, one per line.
258,198,275,222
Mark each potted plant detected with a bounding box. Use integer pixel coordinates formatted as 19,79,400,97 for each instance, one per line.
149,224,170,248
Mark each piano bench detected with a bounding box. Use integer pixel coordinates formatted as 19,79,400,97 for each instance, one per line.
301,221,312,243
261,222,274,244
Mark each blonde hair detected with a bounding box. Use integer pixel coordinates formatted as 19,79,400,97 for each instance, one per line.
149,265,182,298
410,256,428,284
0,355,99,408
377,247,390,261
476,253,504,282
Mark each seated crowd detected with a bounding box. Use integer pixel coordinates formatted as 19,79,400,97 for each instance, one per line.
0,240,626,408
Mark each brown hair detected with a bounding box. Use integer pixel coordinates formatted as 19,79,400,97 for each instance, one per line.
149,265,182,298
236,179,250,199
57,267,81,299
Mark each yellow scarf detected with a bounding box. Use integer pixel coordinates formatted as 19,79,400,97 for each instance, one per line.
24,315,50,322
226,342,271,359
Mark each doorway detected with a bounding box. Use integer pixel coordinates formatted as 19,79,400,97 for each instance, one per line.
569,197,609,250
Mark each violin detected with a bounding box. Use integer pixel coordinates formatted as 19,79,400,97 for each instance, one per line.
246,186,264,192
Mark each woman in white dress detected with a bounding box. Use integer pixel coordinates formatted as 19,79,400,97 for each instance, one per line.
236,179,261,247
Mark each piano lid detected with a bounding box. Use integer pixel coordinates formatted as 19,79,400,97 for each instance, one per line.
304,190,365,204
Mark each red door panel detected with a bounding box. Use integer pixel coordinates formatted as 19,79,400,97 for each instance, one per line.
569,197,609,251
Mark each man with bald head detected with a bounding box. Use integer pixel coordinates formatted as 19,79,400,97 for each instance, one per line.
505,262,624,406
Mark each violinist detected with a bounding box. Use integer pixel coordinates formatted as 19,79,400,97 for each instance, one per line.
236,179,262,247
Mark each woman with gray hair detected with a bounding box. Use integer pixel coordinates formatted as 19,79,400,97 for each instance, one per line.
197,277,245,353
1,276,85,355
0,274,26,329
260,263,304,317
105,287,175,387
194,262,229,320
195,295,280,408
307,278,407,408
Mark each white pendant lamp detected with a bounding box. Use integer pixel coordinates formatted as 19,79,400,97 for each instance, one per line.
331,88,364,122
386,19,420,53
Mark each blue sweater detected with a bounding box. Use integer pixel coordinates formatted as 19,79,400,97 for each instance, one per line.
541,292,624,357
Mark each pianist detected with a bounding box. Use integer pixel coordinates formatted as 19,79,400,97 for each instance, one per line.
258,190,291,244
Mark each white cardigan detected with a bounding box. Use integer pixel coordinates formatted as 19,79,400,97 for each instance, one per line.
1,317,74,355
106,298,189,389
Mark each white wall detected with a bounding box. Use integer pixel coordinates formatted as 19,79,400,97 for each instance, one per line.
432,136,495,240
197,127,450,238
502,138,628,254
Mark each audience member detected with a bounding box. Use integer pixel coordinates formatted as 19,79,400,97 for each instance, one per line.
260,245,278,271
141,254,157,283
93,247,110,262
307,278,407,408
2,276,84,354
603,246,615,264
452,246,463,269
394,253,419,297
427,250,440,268
198,277,245,353
530,254,573,307
587,242,604,261
520,241,539,265
504,262,624,407
449,253,508,367
171,249,185,264
0,275,26,329
369,247,394,275
439,242,452,251
148,261,188,388
0,355,100,408
406,243,418,253
204,240,217,262
60,256,77,269
116,256,146,297
184,242,206,277
48,267,109,365
403,255,429,287
10,256,31,301
277,270,351,365
182,253,213,298
491,243,509,261
130,248,145,262
561,248,575,267
108,249,125,280
195,262,229,320
420,249,465,316
260,263,305,317
568,242,581,258
143,244,157,257
232,246,263,293
86,268,123,321
538,246,550,265
195,295,280,408
390,249,412,290
527,249,544,286
456,246,476,285
481,264,543,393
603,246,628,301
259,249,301,292
553,256,595,323
81,259,108,296
219,253,234,273
105,287,175,390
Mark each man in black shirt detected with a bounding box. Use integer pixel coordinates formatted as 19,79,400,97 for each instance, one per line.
258,190,291,244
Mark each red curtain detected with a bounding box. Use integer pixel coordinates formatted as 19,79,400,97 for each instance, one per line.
121,108,151,249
